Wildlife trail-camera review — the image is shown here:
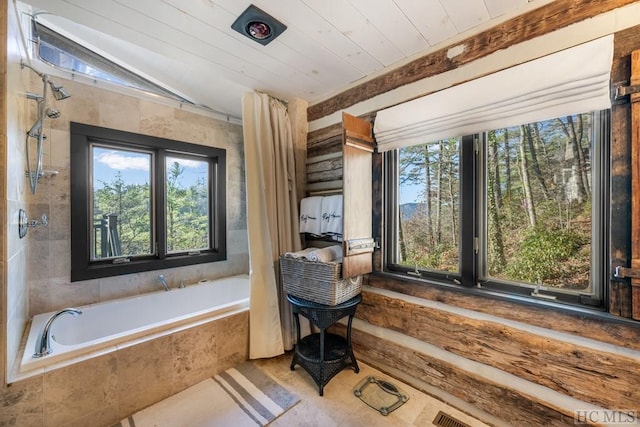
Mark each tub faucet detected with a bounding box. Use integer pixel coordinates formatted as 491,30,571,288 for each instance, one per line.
33,308,82,358
157,274,170,291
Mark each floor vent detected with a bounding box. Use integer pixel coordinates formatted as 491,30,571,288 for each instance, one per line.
433,410,471,427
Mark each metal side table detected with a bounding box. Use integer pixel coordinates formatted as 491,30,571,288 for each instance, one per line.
287,293,361,396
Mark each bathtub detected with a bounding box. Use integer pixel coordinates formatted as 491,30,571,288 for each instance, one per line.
18,274,250,375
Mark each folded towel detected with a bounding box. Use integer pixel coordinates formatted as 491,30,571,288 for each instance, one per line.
299,197,323,235
306,245,343,263
283,247,317,258
320,195,343,235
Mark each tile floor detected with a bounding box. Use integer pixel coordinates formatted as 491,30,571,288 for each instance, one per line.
253,353,492,427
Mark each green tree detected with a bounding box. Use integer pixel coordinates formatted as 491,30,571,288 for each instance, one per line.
94,171,151,257
93,162,209,258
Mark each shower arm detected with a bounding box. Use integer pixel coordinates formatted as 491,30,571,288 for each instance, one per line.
20,59,45,79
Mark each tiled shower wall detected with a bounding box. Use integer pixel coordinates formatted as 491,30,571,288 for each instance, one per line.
4,0,30,389
2,76,250,426
26,76,248,317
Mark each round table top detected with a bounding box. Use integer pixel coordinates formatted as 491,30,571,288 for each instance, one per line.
286,293,362,310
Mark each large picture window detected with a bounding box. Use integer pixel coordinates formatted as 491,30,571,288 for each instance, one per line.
71,123,226,281
385,111,609,307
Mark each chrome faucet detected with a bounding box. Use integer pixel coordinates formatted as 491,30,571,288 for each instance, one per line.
157,274,170,291
33,308,82,358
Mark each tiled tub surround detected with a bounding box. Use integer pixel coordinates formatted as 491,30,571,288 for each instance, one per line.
18,274,249,377
2,304,249,426
2,55,250,426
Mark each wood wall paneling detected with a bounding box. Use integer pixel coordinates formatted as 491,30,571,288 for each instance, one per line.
366,274,640,351
305,151,342,195
337,325,577,426
342,112,374,278
307,22,640,318
307,124,342,159
357,289,640,411
631,49,640,319
610,26,640,317
305,5,640,424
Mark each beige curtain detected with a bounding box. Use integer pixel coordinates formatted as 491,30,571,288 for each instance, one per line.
242,91,302,358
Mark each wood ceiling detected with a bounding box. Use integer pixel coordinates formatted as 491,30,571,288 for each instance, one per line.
20,0,547,119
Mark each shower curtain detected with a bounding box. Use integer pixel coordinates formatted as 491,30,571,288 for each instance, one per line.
242,91,303,358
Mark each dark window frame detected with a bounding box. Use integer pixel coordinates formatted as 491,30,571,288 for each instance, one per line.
383,111,610,311
70,122,226,282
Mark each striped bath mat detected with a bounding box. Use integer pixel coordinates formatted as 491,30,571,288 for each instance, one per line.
117,362,299,427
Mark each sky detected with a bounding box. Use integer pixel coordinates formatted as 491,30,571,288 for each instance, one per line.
92,146,208,189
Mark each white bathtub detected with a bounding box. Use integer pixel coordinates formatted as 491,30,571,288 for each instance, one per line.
19,274,250,375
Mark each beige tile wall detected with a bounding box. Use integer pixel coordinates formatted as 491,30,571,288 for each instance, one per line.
26,76,248,318
4,0,30,386
2,74,250,422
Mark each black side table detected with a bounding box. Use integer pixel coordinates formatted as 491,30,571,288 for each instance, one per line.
287,293,361,396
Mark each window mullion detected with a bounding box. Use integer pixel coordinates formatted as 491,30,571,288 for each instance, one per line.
460,134,477,287
384,150,399,269
156,150,167,260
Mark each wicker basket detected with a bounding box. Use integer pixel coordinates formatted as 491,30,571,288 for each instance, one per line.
280,256,362,306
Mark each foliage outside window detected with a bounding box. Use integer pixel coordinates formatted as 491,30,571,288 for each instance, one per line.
397,138,461,273
386,111,608,307
71,123,226,281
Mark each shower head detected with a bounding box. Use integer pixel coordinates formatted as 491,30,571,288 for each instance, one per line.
48,81,71,100
45,107,61,119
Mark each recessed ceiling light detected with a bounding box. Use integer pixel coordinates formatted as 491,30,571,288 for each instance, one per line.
231,4,287,46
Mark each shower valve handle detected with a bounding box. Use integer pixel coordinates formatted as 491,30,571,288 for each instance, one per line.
28,214,48,228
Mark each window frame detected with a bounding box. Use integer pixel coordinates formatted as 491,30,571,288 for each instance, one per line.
383,111,610,310
70,122,226,282
33,20,191,104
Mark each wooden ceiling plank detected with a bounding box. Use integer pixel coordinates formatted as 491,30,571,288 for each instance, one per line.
393,0,458,46
347,0,430,57
440,0,491,33
302,0,403,67
483,0,529,19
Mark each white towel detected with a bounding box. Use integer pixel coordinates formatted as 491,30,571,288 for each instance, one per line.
320,195,343,236
283,247,317,258
299,197,323,235
305,245,343,263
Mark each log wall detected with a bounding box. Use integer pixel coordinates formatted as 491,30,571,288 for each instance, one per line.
358,281,640,411
308,2,640,424
339,324,578,427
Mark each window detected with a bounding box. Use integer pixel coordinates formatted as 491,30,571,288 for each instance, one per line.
392,137,461,274
384,111,609,308
32,20,190,104
71,122,226,281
